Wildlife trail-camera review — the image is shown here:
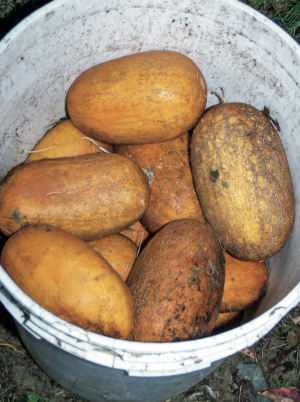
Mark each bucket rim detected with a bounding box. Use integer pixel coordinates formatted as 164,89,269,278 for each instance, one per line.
0,0,300,374
1,0,299,55
1,263,299,355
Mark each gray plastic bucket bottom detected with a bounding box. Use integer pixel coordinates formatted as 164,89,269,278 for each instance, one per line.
16,322,221,402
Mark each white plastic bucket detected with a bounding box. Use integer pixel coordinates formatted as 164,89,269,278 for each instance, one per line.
0,0,300,401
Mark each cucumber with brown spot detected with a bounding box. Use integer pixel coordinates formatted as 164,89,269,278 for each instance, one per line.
127,219,225,343
116,133,205,233
190,102,294,261
0,153,150,240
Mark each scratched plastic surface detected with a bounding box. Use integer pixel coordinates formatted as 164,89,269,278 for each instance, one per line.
0,0,300,401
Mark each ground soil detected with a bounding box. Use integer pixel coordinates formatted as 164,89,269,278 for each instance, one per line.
1,1,300,402
1,299,300,402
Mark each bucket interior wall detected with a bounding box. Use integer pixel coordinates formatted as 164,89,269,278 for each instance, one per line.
1,0,299,315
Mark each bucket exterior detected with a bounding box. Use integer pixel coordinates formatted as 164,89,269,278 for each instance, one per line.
15,322,220,402
0,0,300,401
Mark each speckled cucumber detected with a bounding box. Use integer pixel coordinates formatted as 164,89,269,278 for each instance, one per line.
127,219,225,343
190,102,294,261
